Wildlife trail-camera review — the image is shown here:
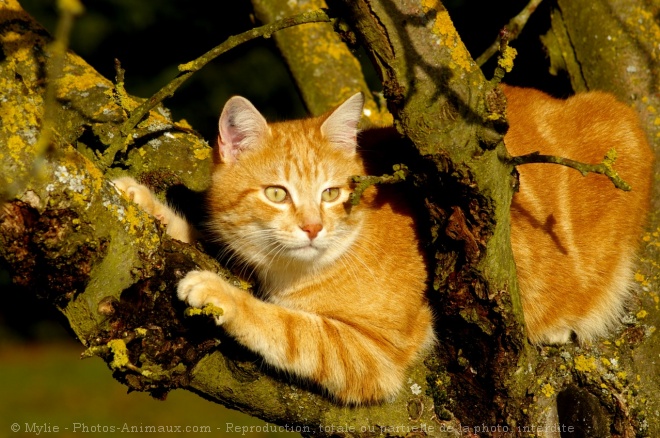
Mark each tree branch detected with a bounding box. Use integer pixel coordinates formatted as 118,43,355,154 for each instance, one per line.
100,9,334,169
3,0,83,202
475,0,544,67
349,164,409,205
251,0,393,125
508,148,632,191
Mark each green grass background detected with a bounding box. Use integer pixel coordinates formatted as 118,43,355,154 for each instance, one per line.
0,340,301,437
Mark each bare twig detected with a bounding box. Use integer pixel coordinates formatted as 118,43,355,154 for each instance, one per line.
476,0,544,67
349,164,410,206
508,149,631,191
100,9,333,169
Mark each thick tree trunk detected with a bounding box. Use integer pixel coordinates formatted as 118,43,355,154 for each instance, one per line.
541,0,660,434
1,0,658,436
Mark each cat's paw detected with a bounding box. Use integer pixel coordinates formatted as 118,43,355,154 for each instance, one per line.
112,177,169,224
177,270,236,325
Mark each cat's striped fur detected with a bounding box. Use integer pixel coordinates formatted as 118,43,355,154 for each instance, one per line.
116,93,435,404
504,85,653,344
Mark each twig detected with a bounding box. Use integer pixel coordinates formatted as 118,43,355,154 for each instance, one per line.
508,149,631,191
112,58,133,118
349,164,409,206
100,9,333,169
476,0,544,67
489,28,518,87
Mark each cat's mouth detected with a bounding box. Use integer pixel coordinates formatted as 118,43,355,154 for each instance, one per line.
286,241,324,259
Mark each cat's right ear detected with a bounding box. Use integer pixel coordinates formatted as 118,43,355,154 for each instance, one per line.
216,96,269,164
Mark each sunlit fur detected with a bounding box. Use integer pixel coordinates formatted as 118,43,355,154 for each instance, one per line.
196,94,434,404
114,87,653,402
504,85,654,344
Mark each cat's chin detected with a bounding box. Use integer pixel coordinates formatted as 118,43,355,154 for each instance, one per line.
285,244,324,261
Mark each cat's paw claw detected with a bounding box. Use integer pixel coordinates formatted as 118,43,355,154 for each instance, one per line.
177,270,235,325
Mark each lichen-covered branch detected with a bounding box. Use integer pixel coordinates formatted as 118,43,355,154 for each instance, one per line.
250,0,394,126
546,1,660,433
100,9,335,169
509,148,632,191
349,164,409,205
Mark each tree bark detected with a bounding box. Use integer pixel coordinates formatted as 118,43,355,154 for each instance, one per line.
541,0,660,435
1,0,658,436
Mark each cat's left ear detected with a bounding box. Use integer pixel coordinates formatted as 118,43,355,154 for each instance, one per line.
321,92,364,152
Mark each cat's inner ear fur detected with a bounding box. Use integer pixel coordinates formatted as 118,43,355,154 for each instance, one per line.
321,92,364,152
217,96,270,163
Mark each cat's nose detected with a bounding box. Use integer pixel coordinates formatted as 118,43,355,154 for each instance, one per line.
300,223,323,240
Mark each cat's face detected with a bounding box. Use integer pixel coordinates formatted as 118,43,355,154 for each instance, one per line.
206,94,366,276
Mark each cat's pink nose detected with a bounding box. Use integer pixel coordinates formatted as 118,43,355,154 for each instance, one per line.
301,223,323,239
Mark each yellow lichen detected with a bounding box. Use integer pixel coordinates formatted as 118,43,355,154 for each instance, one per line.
178,61,194,72
193,147,211,160
107,339,129,369
56,53,112,98
0,0,24,10
175,119,193,130
498,46,517,73
421,0,440,13
636,309,648,319
430,10,475,72
573,355,597,372
540,383,555,398
135,327,147,337
184,303,224,318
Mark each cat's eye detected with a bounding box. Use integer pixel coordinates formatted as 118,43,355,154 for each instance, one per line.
264,186,288,203
321,187,340,202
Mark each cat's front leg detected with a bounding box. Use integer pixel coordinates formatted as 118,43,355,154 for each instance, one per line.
177,270,240,325
112,176,196,243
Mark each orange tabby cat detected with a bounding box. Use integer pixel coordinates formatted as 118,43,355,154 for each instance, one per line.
113,86,653,403
115,93,436,404
503,85,654,344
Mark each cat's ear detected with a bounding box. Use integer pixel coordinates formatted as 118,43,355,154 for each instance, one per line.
217,96,269,164
321,92,364,152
